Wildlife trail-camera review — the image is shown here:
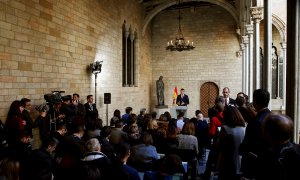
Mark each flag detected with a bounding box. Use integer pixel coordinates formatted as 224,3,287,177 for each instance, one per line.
173,86,178,104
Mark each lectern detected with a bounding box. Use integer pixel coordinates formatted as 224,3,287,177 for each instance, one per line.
170,106,188,118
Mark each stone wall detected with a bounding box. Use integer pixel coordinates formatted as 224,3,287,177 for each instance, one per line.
150,5,241,118
0,0,153,123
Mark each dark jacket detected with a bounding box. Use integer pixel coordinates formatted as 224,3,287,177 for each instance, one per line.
176,94,189,106
84,103,99,130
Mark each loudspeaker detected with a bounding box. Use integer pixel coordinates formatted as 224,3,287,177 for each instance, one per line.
104,93,111,104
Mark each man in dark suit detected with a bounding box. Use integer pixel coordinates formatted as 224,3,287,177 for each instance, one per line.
176,88,189,106
222,87,236,107
84,95,98,131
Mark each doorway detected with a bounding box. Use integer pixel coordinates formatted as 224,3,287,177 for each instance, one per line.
200,82,219,117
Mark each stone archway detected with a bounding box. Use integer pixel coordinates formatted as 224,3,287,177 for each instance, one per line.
142,0,239,36
200,82,219,117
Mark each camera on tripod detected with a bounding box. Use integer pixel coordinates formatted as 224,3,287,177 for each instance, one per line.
44,91,65,105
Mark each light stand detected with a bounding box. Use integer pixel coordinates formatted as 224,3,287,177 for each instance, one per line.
90,61,103,105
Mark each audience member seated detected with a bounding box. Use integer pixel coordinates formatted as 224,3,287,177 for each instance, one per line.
51,124,67,145
128,124,141,146
257,113,294,180
140,113,152,132
194,110,209,159
281,143,300,180
123,114,138,134
15,133,32,180
130,132,159,171
86,118,103,139
177,121,198,155
79,138,111,180
109,120,128,147
146,118,159,135
152,125,167,154
163,111,172,122
137,108,146,127
98,126,115,160
143,154,185,180
110,109,121,127
176,111,185,131
111,142,141,180
0,157,20,180
165,119,180,153
57,125,85,179
25,137,58,180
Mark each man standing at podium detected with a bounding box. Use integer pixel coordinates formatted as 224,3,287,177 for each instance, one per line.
176,88,189,106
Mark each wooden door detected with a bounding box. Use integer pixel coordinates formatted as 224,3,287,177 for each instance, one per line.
200,82,219,117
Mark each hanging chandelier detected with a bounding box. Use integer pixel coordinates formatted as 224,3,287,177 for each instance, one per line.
166,2,195,51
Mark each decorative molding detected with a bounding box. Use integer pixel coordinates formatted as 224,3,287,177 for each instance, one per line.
245,24,254,35
250,6,263,22
242,35,249,44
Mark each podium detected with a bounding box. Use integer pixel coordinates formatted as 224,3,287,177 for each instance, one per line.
154,105,169,119
170,106,188,118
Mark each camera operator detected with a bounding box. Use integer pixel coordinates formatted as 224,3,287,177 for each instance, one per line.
72,93,86,127
51,101,65,127
60,95,76,133
33,109,49,144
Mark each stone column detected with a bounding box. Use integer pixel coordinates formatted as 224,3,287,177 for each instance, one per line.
246,24,254,101
280,42,287,110
242,35,249,96
263,0,272,101
250,7,263,90
240,43,246,92
286,0,299,143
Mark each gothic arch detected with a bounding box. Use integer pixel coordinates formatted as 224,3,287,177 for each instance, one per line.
271,14,286,43
261,14,286,44
142,0,239,36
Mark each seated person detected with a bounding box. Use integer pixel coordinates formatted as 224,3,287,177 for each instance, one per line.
143,154,185,180
130,132,159,171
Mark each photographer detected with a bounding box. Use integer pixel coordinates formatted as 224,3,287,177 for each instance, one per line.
33,110,49,144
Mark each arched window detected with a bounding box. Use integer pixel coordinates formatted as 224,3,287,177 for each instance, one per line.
122,21,137,87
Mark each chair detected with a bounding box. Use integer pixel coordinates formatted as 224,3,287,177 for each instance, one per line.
171,149,198,180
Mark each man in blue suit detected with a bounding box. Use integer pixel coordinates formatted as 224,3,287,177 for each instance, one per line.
176,88,189,106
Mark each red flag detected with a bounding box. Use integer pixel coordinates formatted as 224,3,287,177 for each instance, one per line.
173,86,178,104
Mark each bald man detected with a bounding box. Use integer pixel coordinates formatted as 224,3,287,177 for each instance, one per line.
257,113,294,180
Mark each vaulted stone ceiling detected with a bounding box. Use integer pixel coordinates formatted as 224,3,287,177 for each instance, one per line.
139,0,236,14
139,0,240,35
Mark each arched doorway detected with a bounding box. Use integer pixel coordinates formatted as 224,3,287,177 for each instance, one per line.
200,82,219,117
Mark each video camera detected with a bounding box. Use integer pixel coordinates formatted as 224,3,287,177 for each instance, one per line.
44,91,65,105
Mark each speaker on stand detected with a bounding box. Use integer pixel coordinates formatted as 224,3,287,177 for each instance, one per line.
104,93,111,125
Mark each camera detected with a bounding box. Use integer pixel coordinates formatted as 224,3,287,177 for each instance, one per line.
35,103,49,112
44,91,65,105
